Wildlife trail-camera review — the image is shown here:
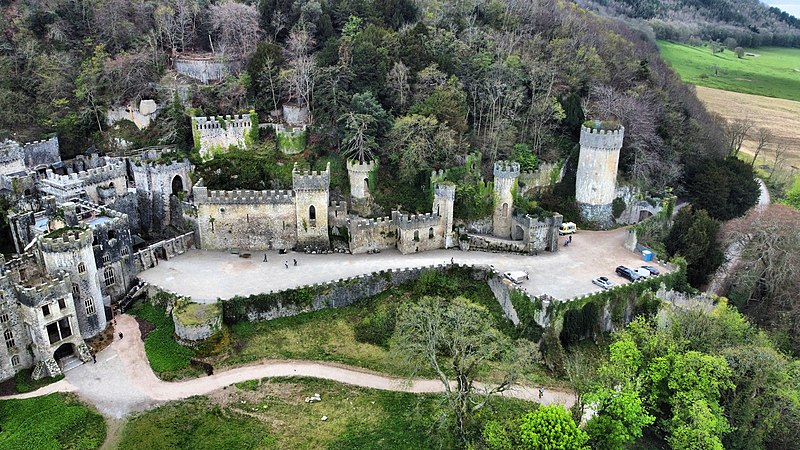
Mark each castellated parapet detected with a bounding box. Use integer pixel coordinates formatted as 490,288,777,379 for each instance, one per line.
347,159,377,216
0,140,25,176
293,163,330,250
347,216,397,254
41,157,127,204
433,182,456,248
200,189,294,205
192,115,254,160
492,161,520,239
292,163,331,191
576,125,625,228
15,272,71,307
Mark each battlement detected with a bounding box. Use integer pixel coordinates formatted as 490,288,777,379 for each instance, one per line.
198,188,295,205
393,211,440,229
346,159,376,173
0,140,23,165
23,137,58,148
16,271,70,307
39,227,93,253
192,115,253,130
430,169,446,184
579,124,625,150
352,216,393,230
434,182,456,200
292,162,330,191
329,201,348,213
493,160,520,179
44,158,126,185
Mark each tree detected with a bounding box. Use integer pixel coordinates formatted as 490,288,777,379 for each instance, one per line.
154,0,199,54
75,44,109,133
518,405,589,450
284,26,316,110
665,207,724,287
725,117,753,157
384,114,457,183
585,388,654,450
247,42,284,114
392,297,530,441
751,127,771,167
734,46,745,58
340,113,377,163
409,75,469,135
686,157,759,220
209,1,262,60
387,61,411,112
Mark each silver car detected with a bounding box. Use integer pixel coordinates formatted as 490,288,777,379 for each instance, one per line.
592,276,615,290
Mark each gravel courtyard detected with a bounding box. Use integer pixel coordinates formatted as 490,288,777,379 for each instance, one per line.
139,227,667,302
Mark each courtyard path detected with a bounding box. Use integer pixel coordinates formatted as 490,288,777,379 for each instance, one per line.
2,314,575,418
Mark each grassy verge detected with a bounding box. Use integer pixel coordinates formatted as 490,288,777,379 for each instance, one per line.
118,377,533,450
13,368,64,394
128,302,201,380
0,393,106,450
657,40,800,101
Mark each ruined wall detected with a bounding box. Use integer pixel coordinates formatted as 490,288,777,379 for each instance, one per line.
173,303,222,342
39,228,107,339
22,136,60,169
518,160,565,195
106,100,158,130
132,232,194,273
576,126,624,226
174,56,229,84
492,161,520,239
432,182,456,248
192,115,253,159
282,104,310,125
131,158,193,233
0,140,25,176
347,217,397,254
194,186,297,251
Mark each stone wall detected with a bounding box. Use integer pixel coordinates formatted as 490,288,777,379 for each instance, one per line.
518,160,565,195
0,140,25,176
0,275,33,381
394,212,444,254
22,136,60,170
282,104,310,125
172,303,222,342
107,100,158,130
347,216,397,254
293,164,330,250
463,234,528,253
132,231,194,273
192,115,253,159
131,158,193,233
223,264,489,323
40,158,127,204
175,56,229,84
347,159,376,216
194,186,298,251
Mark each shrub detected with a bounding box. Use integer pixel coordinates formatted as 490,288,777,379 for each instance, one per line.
354,303,398,347
612,197,626,218
129,301,196,379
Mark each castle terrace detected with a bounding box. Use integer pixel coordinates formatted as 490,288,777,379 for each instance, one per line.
139,227,668,303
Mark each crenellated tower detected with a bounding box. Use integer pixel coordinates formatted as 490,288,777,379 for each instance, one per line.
346,159,377,216
433,181,456,248
38,227,106,339
293,162,331,250
575,122,625,228
492,161,520,239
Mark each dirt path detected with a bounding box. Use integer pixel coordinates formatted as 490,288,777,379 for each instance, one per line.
1,314,576,418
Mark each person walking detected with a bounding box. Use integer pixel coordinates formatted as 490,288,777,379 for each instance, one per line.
538,386,544,399
569,235,572,244
284,261,289,269
118,332,123,340
451,257,454,264
263,254,268,262
92,354,97,364
293,259,297,266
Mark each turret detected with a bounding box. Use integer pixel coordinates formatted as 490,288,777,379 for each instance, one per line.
38,227,106,338
347,159,377,216
433,182,456,248
575,121,624,228
492,161,520,239
292,162,331,250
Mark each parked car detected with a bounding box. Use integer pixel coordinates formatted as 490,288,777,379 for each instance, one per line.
634,268,651,278
641,265,660,276
559,222,577,235
504,271,530,284
615,266,643,282
592,276,615,290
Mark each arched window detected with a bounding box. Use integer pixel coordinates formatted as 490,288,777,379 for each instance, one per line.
309,205,316,221
413,230,420,241
11,354,19,366
428,227,434,239
502,203,509,218
78,262,86,274
4,329,14,348
364,178,370,191
121,247,129,257
72,283,80,298
85,298,96,316
104,267,115,287
102,254,111,264
108,229,117,239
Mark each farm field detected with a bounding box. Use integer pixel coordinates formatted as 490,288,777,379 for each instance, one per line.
694,86,800,167
658,41,800,101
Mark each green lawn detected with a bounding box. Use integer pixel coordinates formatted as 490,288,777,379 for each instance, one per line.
128,301,201,380
657,40,800,101
0,393,106,450
118,377,533,450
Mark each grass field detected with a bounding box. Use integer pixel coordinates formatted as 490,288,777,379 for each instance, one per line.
657,41,800,101
0,393,106,450
117,377,533,450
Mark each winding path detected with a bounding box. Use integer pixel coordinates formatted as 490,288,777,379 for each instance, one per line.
2,314,575,418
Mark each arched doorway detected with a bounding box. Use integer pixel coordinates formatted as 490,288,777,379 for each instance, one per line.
54,342,76,362
638,210,653,222
171,175,184,196
512,224,525,241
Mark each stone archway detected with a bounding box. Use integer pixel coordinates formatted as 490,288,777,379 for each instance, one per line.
54,342,76,362
512,224,525,241
171,175,184,196
638,210,653,222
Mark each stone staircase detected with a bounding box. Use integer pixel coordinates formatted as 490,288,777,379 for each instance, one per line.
59,355,84,373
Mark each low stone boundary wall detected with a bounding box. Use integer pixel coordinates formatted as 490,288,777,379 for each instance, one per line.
223,264,490,323
133,232,195,273
463,234,529,254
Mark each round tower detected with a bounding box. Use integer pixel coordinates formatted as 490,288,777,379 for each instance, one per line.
346,159,376,216
575,122,625,228
39,227,107,339
433,182,456,248
492,161,520,239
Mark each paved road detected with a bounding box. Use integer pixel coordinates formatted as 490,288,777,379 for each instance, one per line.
140,227,662,303
1,315,575,418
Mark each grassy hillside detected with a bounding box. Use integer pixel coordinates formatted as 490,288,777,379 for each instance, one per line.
658,40,800,101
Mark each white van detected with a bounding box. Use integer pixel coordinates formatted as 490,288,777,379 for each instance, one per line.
559,222,577,235
504,271,530,284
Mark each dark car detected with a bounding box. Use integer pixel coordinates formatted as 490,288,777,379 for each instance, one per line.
641,265,660,276
615,266,642,282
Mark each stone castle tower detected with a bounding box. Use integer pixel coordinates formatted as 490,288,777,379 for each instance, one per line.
433,182,456,248
293,162,330,250
38,228,107,339
346,159,376,216
492,161,520,239
575,123,625,227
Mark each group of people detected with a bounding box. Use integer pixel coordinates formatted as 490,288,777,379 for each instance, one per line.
263,253,299,269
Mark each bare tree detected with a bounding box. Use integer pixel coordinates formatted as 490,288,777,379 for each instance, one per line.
751,127,772,167
154,0,199,54
284,26,315,110
387,61,411,111
209,1,262,60
340,113,376,163
768,144,788,181
725,117,753,157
